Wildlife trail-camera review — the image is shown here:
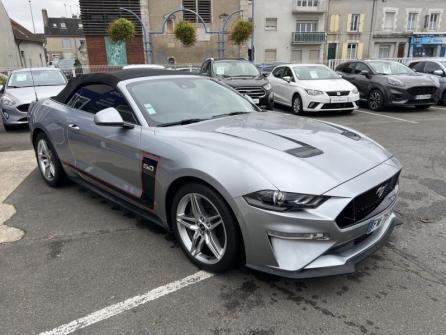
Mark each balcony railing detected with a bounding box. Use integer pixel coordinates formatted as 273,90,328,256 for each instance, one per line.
292,32,326,43
293,0,328,13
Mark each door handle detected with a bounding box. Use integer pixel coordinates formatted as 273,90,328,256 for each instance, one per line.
68,123,80,131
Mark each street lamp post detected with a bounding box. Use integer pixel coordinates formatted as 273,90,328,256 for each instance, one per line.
119,7,152,64
219,9,243,59
28,0,36,33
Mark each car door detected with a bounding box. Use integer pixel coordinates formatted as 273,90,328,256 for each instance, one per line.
352,62,373,99
66,84,143,199
269,66,285,103
280,66,298,106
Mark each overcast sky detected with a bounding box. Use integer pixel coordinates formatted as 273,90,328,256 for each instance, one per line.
2,0,80,33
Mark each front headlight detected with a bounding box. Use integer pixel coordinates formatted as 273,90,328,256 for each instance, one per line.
244,190,328,212
305,89,324,96
0,95,16,106
387,77,404,87
351,87,359,94
263,82,272,91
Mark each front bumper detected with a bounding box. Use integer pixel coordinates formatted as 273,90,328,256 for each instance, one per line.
1,105,29,125
234,157,401,279
385,86,440,106
302,93,360,112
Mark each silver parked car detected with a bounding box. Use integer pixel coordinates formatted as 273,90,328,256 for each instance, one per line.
0,68,67,130
28,69,402,278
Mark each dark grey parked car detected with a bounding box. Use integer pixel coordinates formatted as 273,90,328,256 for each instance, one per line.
28,69,402,278
408,58,446,105
336,60,440,111
200,58,274,109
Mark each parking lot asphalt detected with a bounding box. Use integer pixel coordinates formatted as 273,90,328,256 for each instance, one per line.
1,105,445,335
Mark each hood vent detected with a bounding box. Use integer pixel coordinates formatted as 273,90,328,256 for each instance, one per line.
263,131,323,158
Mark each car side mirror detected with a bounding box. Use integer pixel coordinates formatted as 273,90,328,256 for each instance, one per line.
433,69,444,77
282,76,292,83
262,72,268,78
0,85,4,94
94,107,134,129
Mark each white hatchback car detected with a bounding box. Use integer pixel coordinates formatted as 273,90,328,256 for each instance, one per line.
269,64,360,114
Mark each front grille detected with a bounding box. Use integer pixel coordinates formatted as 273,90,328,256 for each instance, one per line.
321,102,354,109
336,173,400,228
17,104,30,113
234,86,266,99
326,91,350,96
408,86,436,96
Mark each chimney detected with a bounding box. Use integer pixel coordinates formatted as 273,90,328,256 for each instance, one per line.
42,9,48,27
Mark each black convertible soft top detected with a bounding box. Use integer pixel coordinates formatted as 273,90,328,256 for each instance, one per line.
54,69,192,104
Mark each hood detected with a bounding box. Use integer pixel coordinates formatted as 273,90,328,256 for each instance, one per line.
7,85,66,104
158,112,392,195
297,78,356,91
381,74,438,87
219,76,268,88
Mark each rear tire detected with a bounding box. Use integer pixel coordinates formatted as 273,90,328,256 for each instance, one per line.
415,105,430,110
34,133,68,187
441,91,446,105
368,89,385,111
171,183,241,273
292,94,304,115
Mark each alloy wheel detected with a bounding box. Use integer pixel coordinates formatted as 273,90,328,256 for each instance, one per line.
176,193,227,264
293,96,302,114
37,139,56,181
369,91,382,111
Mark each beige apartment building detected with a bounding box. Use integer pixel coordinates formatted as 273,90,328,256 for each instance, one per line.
42,9,88,65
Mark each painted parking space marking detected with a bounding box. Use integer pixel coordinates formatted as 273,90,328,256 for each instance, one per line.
38,271,214,335
356,110,418,124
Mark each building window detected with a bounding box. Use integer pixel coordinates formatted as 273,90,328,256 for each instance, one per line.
265,18,277,31
52,23,57,28
350,14,360,31
296,21,318,32
264,49,277,62
384,12,395,32
166,18,175,33
60,22,67,29
407,13,417,31
183,0,212,23
78,23,83,29
62,39,71,49
297,0,319,7
347,43,357,59
378,45,391,58
428,13,439,30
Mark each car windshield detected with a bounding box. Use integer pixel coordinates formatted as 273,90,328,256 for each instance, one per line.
7,70,66,88
292,66,339,80
212,61,260,78
128,77,258,126
368,61,415,75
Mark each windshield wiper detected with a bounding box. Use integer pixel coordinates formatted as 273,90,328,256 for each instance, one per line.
157,118,209,127
212,111,251,119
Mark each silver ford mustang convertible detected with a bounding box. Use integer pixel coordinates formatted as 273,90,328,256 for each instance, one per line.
28,69,402,278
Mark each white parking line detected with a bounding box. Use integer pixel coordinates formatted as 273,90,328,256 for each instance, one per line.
356,110,418,124
38,271,214,335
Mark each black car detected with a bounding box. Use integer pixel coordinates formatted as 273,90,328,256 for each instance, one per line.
336,60,440,111
200,58,274,109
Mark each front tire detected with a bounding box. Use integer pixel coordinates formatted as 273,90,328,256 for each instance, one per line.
368,89,385,111
292,94,304,115
171,183,241,273
34,133,68,187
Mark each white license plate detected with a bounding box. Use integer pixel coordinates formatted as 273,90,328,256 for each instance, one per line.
252,98,260,104
331,96,348,103
367,213,390,234
415,94,431,100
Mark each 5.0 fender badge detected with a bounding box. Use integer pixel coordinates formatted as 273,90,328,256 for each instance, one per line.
143,163,155,172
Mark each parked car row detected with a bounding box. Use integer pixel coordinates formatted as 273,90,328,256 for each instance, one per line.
1,59,445,131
